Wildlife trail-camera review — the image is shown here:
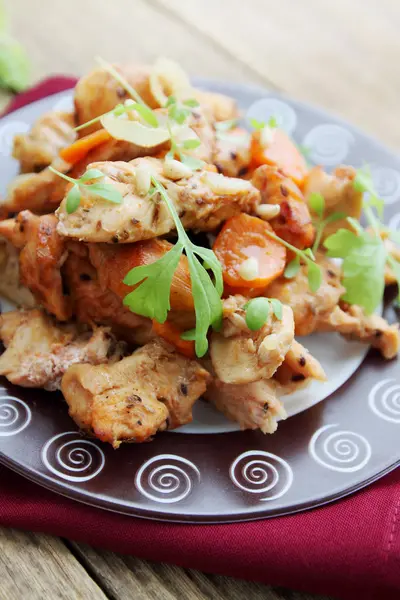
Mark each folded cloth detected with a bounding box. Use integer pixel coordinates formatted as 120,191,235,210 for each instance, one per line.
0,78,399,600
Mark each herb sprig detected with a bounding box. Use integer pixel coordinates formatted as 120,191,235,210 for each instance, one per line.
123,177,223,357
49,166,123,214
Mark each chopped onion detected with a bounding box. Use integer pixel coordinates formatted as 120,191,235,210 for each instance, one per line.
101,113,170,147
163,159,192,180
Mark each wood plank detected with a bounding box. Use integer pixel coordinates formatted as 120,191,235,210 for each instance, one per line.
0,527,107,600
70,542,333,600
157,0,400,149
6,0,265,85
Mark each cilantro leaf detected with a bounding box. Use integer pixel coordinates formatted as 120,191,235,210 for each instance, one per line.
268,115,278,128
182,138,201,150
249,117,265,130
307,261,323,293
79,168,104,182
133,103,159,127
66,185,81,214
270,298,283,320
180,154,204,171
183,98,200,108
284,256,301,279
86,183,123,204
325,228,386,314
214,119,239,132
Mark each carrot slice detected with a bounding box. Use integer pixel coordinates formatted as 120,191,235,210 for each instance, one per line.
152,320,195,359
250,129,307,187
60,129,112,165
213,213,286,289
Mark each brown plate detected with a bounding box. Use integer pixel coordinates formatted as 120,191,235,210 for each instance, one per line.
0,80,399,523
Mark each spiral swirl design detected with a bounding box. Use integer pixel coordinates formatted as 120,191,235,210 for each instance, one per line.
246,98,297,134
370,167,400,205
302,124,355,165
369,379,400,423
0,394,31,436
0,121,30,155
41,432,105,482
135,454,200,503
229,451,293,501
309,425,371,472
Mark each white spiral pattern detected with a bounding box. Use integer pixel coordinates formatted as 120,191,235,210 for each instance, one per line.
369,167,400,205
41,432,105,482
51,93,74,113
135,454,200,503
0,121,30,155
309,425,371,472
369,379,400,423
229,451,293,501
0,393,32,436
302,124,355,165
246,98,297,134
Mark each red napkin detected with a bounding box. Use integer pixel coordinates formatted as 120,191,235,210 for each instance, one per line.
1,78,400,600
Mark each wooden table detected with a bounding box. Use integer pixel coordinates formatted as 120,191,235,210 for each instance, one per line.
1,0,399,598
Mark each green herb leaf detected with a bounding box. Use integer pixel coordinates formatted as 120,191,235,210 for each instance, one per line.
168,103,191,124
86,183,123,204
249,117,265,130
353,165,373,194
268,115,278,128
166,95,177,107
325,227,386,314
66,185,81,214
132,102,158,127
270,298,283,320
182,138,201,150
307,261,323,293
245,298,270,331
309,192,325,219
181,328,196,341
123,242,184,322
79,168,104,182
180,154,204,171
284,256,301,279
324,211,347,224
183,98,200,108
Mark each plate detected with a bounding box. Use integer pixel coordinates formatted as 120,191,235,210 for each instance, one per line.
0,80,399,523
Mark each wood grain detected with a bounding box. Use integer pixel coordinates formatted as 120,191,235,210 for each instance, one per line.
0,528,107,600
1,0,397,599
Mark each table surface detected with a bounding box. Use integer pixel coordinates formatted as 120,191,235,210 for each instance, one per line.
1,0,399,598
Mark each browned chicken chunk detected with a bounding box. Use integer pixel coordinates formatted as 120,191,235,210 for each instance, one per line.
213,128,251,177
267,254,400,359
210,295,295,384
61,339,210,447
12,111,76,173
0,239,36,307
0,211,70,321
56,157,260,243
0,309,124,391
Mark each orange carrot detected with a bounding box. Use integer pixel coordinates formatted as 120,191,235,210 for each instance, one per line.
250,129,307,187
152,320,195,359
60,129,112,165
213,213,286,289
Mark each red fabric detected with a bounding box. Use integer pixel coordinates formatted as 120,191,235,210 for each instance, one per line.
1,78,400,600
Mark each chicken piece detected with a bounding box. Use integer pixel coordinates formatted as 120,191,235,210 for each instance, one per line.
0,239,36,307
205,378,286,434
213,128,251,177
279,339,326,382
303,166,363,241
252,164,315,249
267,254,400,359
12,111,76,173
210,295,294,384
56,157,260,243
62,339,210,447
0,309,124,391
0,211,70,321
195,90,239,123
64,246,153,345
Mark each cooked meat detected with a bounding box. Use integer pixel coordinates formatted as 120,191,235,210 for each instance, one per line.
280,339,326,382
2,157,71,215
0,309,124,391
56,157,260,243
64,245,153,345
0,239,36,307
210,295,294,384
212,128,251,177
267,254,400,359
195,90,239,123
12,111,76,173
205,377,286,434
0,211,70,321
61,339,210,447
303,165,363,241
252,164,315,249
